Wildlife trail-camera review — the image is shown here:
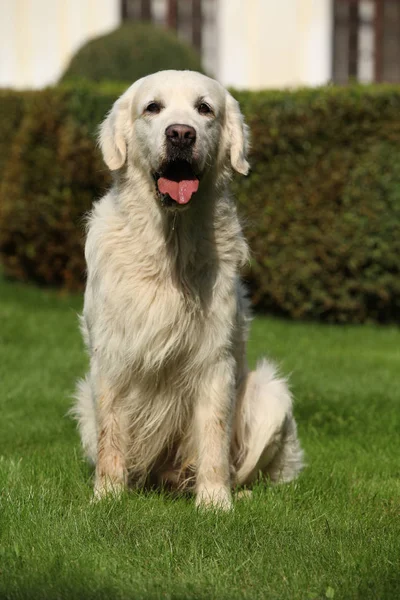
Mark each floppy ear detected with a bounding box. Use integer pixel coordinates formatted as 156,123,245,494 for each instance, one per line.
225,92,250,175
99,79,144,171
99,95,130,170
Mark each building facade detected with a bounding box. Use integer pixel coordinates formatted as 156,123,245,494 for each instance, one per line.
0,0,398,90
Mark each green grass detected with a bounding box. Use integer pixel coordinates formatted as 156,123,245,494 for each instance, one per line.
0,278,399,600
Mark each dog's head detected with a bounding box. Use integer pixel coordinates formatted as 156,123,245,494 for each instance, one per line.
99,70,249,210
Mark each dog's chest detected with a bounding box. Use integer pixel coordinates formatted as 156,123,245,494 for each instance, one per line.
86,202,242,376
107,250,237,375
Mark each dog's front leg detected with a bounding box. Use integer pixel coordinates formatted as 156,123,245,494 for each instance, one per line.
94,382,128,500
195,358,235,511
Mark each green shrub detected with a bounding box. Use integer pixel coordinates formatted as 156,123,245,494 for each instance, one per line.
232,86,400,322
1,83,400,322
0,90,27,178
0,88,111,289
60,22,204,83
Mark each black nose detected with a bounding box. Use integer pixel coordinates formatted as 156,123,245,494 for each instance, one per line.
165,124,196,148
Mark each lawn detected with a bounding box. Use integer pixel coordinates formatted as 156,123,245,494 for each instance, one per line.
0,278,399,600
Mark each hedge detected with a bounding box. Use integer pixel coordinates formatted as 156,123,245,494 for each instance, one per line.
0,85,114,288
233,87,400,322
60,22,204,83
1,83,400,322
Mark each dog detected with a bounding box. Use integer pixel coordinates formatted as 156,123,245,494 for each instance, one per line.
73,70,303,510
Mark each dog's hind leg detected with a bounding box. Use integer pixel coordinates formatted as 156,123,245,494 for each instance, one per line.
233,359,304,486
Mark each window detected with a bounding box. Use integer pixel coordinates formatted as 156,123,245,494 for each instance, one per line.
333,0,400,83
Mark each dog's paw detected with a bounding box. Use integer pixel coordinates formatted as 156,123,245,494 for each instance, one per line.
195,485,233,511
92,476,126,502
236,489,253,501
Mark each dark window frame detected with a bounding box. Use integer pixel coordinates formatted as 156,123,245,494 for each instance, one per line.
332,0,400,83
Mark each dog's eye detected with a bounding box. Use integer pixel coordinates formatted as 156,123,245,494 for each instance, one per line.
145,102,162,115
197,102,212,116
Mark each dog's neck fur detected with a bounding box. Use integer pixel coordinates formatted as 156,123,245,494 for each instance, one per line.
113,162,248,279
104,163,248,313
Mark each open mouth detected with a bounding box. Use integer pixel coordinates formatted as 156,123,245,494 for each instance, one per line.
154,160,199,207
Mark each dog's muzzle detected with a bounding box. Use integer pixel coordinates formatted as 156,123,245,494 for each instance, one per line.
155,124,200,207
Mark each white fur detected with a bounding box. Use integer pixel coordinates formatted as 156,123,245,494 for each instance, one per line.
73,70,303,509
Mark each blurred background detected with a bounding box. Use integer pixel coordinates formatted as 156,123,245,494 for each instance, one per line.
0,0,400,324
2,0,400,89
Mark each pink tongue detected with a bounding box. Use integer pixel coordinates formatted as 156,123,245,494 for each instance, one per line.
158,178,199,205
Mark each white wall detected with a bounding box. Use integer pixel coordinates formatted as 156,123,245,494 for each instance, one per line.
0,0,333,90
216,0,333,89
0,0,120,89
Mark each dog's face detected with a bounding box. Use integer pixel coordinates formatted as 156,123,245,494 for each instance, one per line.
100,70,249,210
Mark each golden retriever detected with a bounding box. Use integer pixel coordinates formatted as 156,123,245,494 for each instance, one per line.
73,70,303,510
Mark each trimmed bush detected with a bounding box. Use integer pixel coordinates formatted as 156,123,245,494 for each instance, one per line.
0,90,27,177
60,22,204,84
232,86,400,322
1,83,400,322
0,88,111,289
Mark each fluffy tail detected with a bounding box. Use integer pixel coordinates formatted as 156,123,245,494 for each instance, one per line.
70,375,97,464
234,359,304,485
